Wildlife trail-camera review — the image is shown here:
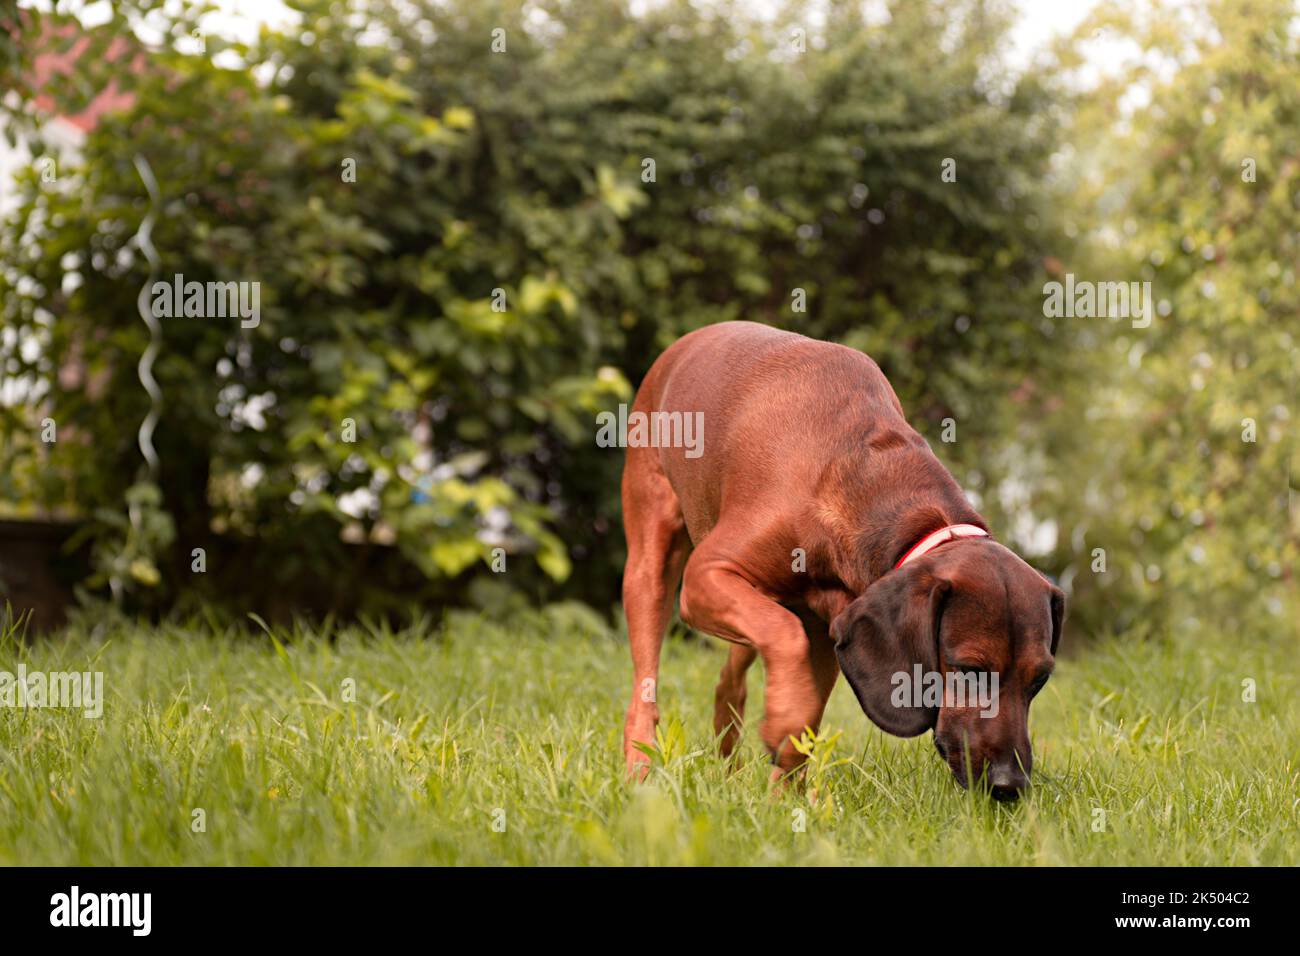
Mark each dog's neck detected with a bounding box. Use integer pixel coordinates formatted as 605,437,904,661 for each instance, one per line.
865,501,986,579
822,452,985,593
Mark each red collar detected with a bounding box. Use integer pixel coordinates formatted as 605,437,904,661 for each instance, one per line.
895,523,989,570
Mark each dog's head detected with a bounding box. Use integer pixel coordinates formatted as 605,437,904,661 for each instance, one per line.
830,539,1063,800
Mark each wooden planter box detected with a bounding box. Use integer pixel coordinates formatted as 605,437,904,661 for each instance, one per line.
0,519,89,635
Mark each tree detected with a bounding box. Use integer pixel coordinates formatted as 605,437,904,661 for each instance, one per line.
1036,0,1298,638
1,0,1071,616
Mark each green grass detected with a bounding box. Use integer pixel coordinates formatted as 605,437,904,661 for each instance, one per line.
0,604,1295,865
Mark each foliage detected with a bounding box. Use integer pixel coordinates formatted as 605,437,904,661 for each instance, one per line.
5,1,1293,636
1033,0,1299,638
0,0,1068,614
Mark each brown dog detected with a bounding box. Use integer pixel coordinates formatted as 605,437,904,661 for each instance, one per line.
621,322,1063,799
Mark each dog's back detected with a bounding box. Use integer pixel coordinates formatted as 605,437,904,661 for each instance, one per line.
633,321,925,545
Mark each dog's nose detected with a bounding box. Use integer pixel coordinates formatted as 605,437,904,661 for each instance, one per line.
988,764,1028,801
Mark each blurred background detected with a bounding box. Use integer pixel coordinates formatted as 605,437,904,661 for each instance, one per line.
0,0,1295,644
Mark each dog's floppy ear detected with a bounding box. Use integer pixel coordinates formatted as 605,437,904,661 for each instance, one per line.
831,567,950,737
1048,584,1066,657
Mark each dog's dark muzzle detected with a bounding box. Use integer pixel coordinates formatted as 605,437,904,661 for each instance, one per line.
935,736,1029,800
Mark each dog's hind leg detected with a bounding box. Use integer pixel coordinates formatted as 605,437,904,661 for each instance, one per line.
621,447,691,778
714,644,756,760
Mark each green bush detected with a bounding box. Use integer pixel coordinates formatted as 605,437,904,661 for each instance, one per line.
2,0,1068,616
1033,0,1299,640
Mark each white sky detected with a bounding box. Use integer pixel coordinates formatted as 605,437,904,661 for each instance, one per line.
51,0,1106,67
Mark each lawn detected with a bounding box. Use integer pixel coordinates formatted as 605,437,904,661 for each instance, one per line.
0,605,1295,865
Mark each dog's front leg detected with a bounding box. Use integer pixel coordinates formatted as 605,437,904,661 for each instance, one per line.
713,643,757,760
681,549,832,779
